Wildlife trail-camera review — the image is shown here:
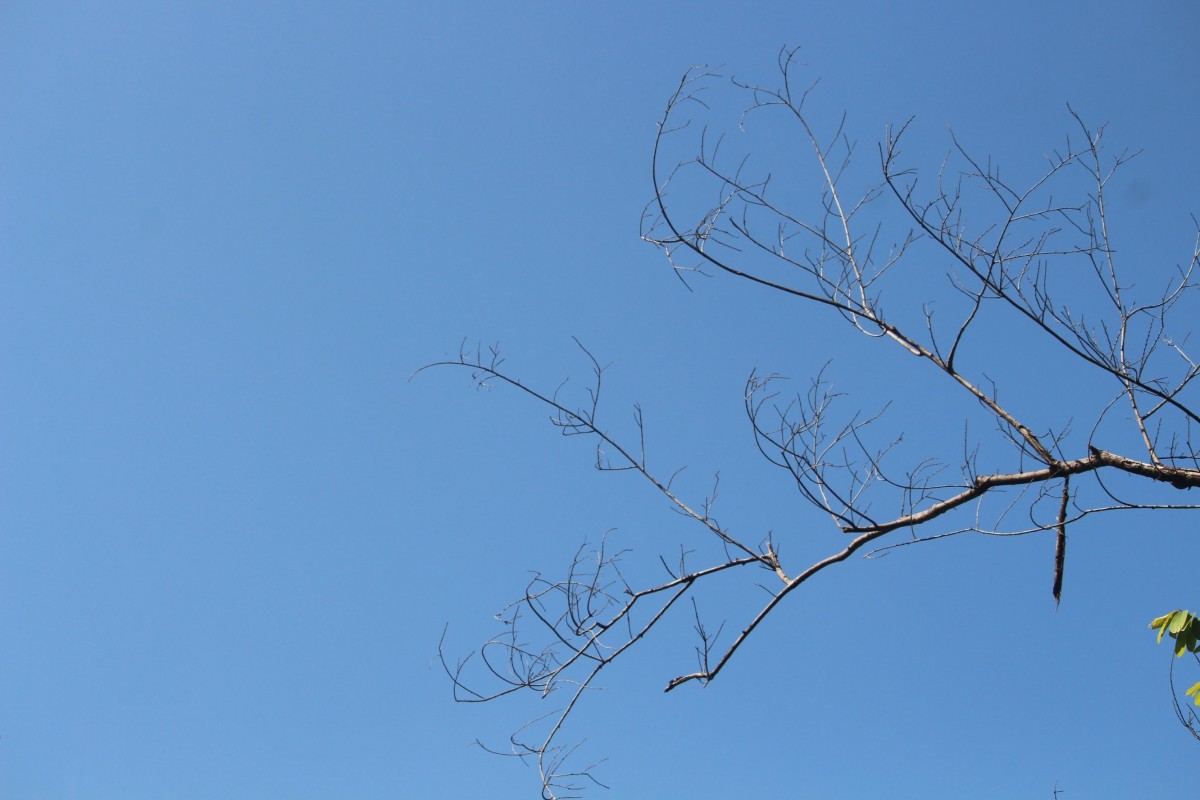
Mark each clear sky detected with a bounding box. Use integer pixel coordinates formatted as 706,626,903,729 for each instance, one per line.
3,2,1198,798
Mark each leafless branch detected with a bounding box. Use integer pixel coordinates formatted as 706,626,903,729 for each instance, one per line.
424,46,1200,793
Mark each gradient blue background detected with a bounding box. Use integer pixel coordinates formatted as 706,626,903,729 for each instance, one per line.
3,2,1198,797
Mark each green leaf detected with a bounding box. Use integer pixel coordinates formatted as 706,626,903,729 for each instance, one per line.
1150,610,1200,655
1151,611,1181,645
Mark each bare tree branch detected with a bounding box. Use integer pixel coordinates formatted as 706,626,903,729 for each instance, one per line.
422,46,1200,794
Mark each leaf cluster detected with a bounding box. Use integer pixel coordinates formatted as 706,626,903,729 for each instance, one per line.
1150,610,1200,705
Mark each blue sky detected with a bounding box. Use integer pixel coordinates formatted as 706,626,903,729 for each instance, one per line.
3,2,1199,798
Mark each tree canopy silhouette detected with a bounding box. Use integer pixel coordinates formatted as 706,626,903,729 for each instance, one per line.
422,47,1200,799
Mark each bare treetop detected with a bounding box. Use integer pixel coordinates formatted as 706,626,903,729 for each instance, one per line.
422,47,1200,798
